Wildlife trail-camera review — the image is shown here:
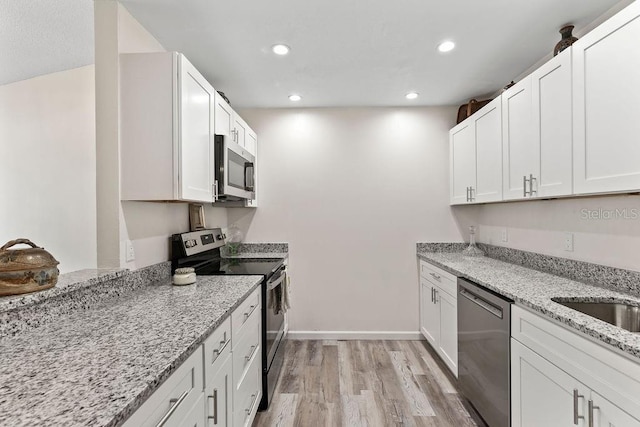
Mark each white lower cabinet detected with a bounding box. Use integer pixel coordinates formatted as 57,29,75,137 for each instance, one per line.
124,287,262,427
418,260,458,377
511,305,640,427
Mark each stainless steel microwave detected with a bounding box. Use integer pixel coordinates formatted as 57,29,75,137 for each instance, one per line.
214,134,255,201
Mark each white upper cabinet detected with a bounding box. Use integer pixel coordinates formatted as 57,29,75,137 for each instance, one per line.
474,98,503,203
502,76,534,200
449,121,476,204
121,52,215,203
215,92,234,138
531,48,573,198
450,98,502,205
573,1,640,195
214,94,257,157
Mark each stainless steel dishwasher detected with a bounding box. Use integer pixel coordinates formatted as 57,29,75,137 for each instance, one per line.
458,278,512,427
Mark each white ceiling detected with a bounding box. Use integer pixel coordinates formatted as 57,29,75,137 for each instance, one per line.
0,0,94,85
2,0,624,107
120,0,624,108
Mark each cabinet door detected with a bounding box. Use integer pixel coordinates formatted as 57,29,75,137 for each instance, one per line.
179,55,215,202
420,279,439,348
437,288,458,377
449,122,476,204
532,48,573,197
474,98,503,203
207,355,233,427
591,390,640,427
245,127,257,156
233,116,247,148
511,339,586,427
502,76,535,200
215,93,233,138
573,2,640,194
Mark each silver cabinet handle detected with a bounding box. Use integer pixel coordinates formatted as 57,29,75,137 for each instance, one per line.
245,344,258,363
523,175,530,197
243,304,257,322
431,287,434,303
429,272,441,281
212,334,230,362
573,389,584,425
207,389,219,424
155,389,189,427
530,174,537,196
469,186,474,202
588,399,598,427
434,289,439,304
465,186,470,202
213,180,219,202
588,400,599,427
245,394,258,416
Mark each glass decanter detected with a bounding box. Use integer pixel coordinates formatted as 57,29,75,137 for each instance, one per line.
462,225,484,257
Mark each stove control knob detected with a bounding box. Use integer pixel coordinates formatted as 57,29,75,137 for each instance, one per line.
185,239,197,248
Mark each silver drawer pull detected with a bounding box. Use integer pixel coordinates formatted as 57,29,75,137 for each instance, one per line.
573,389,584,425
155,389,189,427
243,304,257,321
207,389,219,424
212,335,230,362
245,344,258,363
429,272,441,280
588,400,599,427
245,393,258,416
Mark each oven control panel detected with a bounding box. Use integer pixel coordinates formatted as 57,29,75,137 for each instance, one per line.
175,228,226,257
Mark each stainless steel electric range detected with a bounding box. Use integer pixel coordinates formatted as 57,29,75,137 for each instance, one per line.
171,228,287,411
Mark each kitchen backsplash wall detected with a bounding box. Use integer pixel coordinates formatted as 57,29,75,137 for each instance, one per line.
230,107,464,336
455,194,640,272
0,65,97,273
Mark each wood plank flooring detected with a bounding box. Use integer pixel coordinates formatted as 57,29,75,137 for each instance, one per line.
254,340,486,427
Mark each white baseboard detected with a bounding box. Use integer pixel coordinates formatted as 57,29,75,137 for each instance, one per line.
286,331,423,340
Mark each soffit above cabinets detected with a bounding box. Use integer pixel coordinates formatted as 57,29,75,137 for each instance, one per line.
120,0,625,108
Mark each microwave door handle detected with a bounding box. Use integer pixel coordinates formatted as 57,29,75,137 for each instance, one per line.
244,162,255,191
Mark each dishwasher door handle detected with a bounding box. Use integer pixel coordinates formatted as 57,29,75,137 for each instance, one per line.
459,288,503,319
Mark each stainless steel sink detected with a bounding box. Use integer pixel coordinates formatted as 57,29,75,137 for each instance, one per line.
552,300,640,332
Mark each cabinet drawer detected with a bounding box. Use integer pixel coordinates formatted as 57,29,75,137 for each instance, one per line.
233,351,261,427
122,347,203,427
204,316,231,386
182,393,206,427
419,260,457,296
232,287,260,346
233,310,261,390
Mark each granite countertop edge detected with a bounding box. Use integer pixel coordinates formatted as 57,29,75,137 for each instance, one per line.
416,251,640,361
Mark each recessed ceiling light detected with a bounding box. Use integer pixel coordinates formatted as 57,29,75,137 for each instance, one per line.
437,40,456,53
288,94,301,102
406,92,419,100
272,44,290,55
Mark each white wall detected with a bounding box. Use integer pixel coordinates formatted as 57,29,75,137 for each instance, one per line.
456,195,640,272
230,107,463,336
96,1,227,269
0,66,97,273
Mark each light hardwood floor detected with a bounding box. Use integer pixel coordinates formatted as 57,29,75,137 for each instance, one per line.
254,340,485,427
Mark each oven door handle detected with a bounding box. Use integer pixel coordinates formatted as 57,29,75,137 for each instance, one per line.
267,272,286,291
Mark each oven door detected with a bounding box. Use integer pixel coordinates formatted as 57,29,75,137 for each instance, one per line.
265,269,286,366
214,135,255,200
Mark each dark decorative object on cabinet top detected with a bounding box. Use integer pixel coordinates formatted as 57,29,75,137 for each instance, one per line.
554,25,579,56
456,98,493,124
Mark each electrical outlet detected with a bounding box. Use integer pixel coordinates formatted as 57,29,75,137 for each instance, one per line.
125,240,135,262
501,228,508,243
564,233,574,252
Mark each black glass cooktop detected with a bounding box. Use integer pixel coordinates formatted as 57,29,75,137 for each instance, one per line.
184,257,284,277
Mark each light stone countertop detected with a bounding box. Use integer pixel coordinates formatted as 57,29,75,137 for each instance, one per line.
417,251,640,361
0,274,262,427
